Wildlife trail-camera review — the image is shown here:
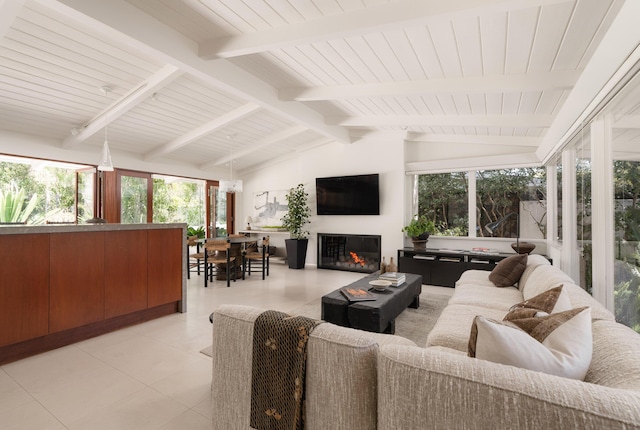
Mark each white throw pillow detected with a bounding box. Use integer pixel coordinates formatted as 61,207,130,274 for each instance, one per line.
469,307,592,380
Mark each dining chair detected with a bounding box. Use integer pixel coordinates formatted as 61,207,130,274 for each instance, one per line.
243,236,270,280
186,235,202,279
204,239,237,288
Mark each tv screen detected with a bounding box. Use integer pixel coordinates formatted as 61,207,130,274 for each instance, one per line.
316,174,380,215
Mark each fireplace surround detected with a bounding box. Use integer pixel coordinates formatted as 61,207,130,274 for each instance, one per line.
317,233,381,273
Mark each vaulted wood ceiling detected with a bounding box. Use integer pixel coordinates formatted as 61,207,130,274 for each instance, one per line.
0,0,628,174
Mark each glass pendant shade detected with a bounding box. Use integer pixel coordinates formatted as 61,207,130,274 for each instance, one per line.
219,179,242,193
97,140,114,171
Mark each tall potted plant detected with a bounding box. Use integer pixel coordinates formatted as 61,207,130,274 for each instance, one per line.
281,183,311,269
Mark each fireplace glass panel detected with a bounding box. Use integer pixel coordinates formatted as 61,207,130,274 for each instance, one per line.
317,233,381,273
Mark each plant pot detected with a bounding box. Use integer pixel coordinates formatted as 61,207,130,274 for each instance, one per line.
285,238,309,269
411,239,428,250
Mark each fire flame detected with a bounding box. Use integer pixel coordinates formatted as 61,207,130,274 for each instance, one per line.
350,252,365,266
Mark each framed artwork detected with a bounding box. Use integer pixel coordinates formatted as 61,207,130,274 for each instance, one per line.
253,190,288,226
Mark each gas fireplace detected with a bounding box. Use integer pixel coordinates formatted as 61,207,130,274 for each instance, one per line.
317,233,381,273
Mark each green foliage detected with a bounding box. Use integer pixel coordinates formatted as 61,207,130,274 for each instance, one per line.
476,168,546,238
402,215,435,239
417,172,468,236
187,225,206,238
281,184,310,240
0,183,38,223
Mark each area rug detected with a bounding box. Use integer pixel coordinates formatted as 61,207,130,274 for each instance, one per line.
200,285,453,357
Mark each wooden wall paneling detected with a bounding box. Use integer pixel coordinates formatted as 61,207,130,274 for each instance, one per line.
0,234,50,347
104,230,148,318
147,228,183,307
49,232,105,333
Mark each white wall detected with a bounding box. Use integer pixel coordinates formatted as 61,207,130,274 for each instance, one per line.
239,136,408,267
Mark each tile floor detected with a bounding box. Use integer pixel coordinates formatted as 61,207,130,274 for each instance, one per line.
0,263,365,430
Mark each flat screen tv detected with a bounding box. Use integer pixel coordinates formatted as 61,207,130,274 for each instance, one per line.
316,173,380,215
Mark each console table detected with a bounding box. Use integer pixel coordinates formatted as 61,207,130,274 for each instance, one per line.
398,248,515,288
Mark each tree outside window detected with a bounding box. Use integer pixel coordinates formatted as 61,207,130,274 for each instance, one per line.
416,172,468,236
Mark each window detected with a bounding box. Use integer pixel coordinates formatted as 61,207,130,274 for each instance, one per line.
476,168,547,240
416,172,468,236
152,176,205,228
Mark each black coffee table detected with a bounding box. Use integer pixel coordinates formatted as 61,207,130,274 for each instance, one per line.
321,272,422,334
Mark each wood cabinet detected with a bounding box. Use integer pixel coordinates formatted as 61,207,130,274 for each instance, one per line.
0,224,185,364
147,228,183,307
0,234,50,347
50,232,105,332
105,230,148,318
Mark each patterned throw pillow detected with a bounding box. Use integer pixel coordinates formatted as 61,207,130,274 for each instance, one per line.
505,285,572,320
488,254,528,287
468,307,592,380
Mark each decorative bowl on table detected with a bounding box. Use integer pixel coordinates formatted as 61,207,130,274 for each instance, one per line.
369,279,392,291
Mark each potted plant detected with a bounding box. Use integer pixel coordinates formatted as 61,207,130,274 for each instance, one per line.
281,183,311,269
402,215,435,250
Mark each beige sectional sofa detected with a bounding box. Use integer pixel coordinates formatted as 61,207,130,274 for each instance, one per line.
211,255,640,429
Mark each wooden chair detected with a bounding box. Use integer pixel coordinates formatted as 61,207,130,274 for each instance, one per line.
204,239,237,287
187,235,203,279
243,236,270,280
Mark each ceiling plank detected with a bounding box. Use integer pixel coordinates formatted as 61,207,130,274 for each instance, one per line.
144,102,261,160
63,64,183,148
329,114,553,128
198,0,571,59
279,70,578,101
52,0,351,144
614,115,640,129
199,124,307,169
406,132,540,147
0,0,25,39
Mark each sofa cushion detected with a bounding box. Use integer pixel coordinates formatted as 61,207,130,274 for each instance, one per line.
518,254,551,290
507,285,571,315
488,254,528,287
521,264,575,300
585,320,640,391
448,284,523,311
469,307,593,380
561,283,615,321
426,304,507,351
455,269,495,288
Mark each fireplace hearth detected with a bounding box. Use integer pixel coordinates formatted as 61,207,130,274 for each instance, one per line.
318,233,381,273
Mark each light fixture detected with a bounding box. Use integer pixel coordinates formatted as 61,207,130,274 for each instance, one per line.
97,86,114,172
219,135,242,193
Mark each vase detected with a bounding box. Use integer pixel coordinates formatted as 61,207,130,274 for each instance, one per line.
380,257,387,274
387,257,398,273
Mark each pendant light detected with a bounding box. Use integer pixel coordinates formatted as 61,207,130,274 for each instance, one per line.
219,135,242,193
97,86,114,172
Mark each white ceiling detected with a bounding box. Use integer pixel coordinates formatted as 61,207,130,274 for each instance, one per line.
0,0,629,175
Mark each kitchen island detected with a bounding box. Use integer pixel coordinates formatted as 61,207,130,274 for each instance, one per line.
0,223,186,364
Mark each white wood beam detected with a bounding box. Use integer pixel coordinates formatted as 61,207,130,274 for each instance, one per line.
63,64,182,148
406,132,540,147
199,125,307,170
280,71,578,101
405,152,541,174
144,102,260,160
329,114,553,128
0,0,25,40
51,0,351,145
199,0,570,59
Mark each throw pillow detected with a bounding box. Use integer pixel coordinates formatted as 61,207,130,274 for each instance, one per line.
488,254,528,287
506,285,572,318
468,307,592,380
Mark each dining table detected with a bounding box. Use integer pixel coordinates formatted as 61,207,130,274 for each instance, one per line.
197,236,258,287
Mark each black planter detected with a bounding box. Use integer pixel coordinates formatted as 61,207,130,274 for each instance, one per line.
285,238,308,269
